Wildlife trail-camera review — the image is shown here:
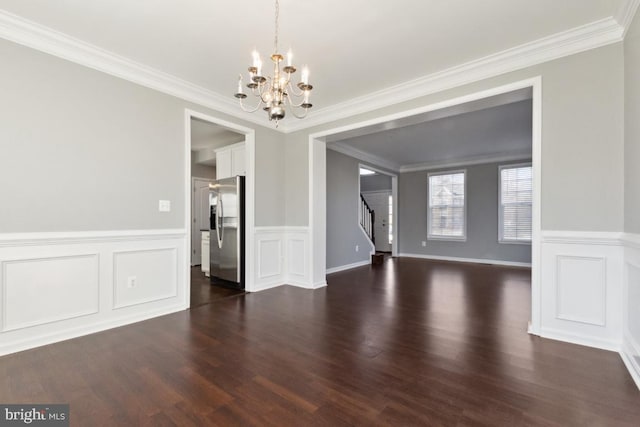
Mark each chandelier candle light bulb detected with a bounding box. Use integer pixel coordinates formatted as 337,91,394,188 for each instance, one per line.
234,0,314,126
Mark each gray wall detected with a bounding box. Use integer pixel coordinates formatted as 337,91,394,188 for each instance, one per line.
285,44,625,233
326,150,373,269
361,174,392,192
624,8,640,367
284,132,309,225
254,130,286,226
399,161,531,263
626,15,640,234
0,38,284,232
191,156,216,180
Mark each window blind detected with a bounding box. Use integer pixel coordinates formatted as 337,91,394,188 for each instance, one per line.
428,171,465,238
500,165,532,242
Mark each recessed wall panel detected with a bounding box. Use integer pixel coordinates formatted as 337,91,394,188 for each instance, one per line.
289,239,306,277
556,255,606,326
113,248,178,309
2,255,99,331
258,239,281,279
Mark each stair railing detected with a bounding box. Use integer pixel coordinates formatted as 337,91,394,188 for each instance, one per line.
359,194,375,244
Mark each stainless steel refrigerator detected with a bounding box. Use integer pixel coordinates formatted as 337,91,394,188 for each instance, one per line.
209,176,245,289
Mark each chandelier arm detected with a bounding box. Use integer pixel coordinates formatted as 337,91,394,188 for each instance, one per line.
287,96,307,108
286,81,305,97
287,100,309,119
288,105,310,119
238,97,265,113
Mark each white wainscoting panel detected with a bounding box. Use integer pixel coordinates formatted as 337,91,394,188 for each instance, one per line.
253,227,314,291
540,231,623,351
288,239,306,277
285,227,312,288
253,227,285,291
622,233,640,390
555,255,606,326
113,248,178,309
258,241,282,278
0,229,186,356
1,255,99,332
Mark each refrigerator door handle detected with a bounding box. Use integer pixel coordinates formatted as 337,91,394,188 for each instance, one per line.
216,196,224,248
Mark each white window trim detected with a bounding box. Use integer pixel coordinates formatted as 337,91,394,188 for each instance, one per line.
498,162,532,245
427,169,467,242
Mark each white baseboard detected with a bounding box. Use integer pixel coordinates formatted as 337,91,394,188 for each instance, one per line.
621,333,640,390
398,253,531,268
251,280,286,293
295,280,328,289
0,303,186,357
326,259,372,274
538,327,621,352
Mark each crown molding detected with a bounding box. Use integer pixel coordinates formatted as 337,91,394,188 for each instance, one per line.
399,152,532,173
327,143,400,172
0,10,271,130
615,0,640,37
0,10,627,135
282,17,623,133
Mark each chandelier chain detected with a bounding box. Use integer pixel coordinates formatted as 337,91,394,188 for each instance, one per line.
274,0,279,53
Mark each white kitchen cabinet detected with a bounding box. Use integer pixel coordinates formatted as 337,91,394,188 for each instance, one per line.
231,144,246,176
201,231,210,277
215,142,245,179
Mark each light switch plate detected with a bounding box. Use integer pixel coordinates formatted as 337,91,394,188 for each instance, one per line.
159,200,171,212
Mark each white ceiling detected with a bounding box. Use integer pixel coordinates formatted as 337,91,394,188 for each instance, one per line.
330,95,532,171
0,0,627,121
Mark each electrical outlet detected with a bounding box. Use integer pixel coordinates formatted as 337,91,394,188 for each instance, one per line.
421,241,426,247
355,245,359,252
127,276,137,288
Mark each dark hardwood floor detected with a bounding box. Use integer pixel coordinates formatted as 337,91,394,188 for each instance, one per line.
190,266,244,307
1,258,639,426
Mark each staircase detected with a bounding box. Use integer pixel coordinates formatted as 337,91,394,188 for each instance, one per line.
359,194,375,244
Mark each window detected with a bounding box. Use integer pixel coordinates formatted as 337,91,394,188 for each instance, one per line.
499,164,532,243
428,171,466,240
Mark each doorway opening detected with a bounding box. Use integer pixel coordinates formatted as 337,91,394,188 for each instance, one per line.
184,110,256,308
358,165,396,258
309,77,541,333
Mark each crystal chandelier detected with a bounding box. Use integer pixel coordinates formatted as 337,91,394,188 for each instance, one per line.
234,0,314,126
